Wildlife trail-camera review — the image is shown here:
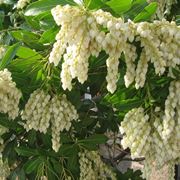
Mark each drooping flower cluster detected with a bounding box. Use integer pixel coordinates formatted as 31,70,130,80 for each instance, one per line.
0,157,10,179
120,108,151,159
51,94,78,152
21,89,51,133
119,81,180,180
147,0,177,19
50,5,180,93
79,150,116,180
162,80,180,140
50,5,102,91
16,0,30,9
0,69,22,119
22,89,78,152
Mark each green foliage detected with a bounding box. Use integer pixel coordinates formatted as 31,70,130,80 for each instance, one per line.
0,0,179,179
134,2,158,22
25,0,76,16
106,0,133,14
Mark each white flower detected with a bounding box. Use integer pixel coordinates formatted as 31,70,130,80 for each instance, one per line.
22,90,79,152
79,150,116,180
50,5,180,93
16,0,30,9
0,69,22,119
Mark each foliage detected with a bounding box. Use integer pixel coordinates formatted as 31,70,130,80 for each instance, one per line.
0,0,179,180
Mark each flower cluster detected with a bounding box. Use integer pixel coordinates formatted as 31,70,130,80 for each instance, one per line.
162,80,180,140
51,94,79,152
147,0,177,19
22,89,78,152
119,84,180,180
120,108,151,159
0,69,22,119
79,150,116,180
0,156,10,179
50,5,102,91
21,89,51,133
50,5,180,93
16,0,30,9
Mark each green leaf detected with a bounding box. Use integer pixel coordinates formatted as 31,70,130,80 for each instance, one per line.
79,134,108,145
23,157,42,174
3,140,18,165
11,30,44,50
27,130,37,146
15,146,38,157
134,2,158,22
11,30,39,41
78,134,108,150
106,0,133,14
0,116,23,131
67,150,79,175
116,99,143,111
46,159,58,179
58,144,78,156
84,0,105,10
50,158,63,175
0,11,5,29
39,26,59,44
123,0,148,20
0,43,20,69
24,16,41,30
16,46,42,59
25,0,75,16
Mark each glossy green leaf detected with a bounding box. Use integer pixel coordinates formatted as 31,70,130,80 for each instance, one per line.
84,0,105,9
79,134,108,144
39,26,59,44
50,158,63,175
134,2,158,22
123,0,148,20
58,144,78,156
78,134,108,150
67,151,79,175
11,30,44,50
23,157,42,174
3,140,18,165
16,46,42,59
106,0,133,14
0,43,20,69
25,0,75,16
15,146,38,157
27,130,37,146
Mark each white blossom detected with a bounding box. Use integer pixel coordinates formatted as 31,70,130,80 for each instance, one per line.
16,0,30,9
50,5,180,93
0,69,22,119
0,156,10,179
21,89,51,134
79,150,116,180
22,90,79,152
51,94,78,152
